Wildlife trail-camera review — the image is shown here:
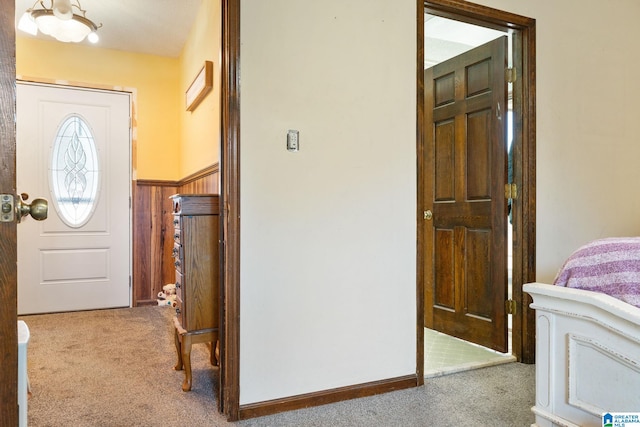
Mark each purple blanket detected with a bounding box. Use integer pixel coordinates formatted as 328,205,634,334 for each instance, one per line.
553,237,640,309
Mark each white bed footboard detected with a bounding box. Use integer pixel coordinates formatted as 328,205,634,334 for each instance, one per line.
524,282,640,427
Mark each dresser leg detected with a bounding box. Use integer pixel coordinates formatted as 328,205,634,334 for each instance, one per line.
212,339,220,366
173,328,183,371
181,334,193,392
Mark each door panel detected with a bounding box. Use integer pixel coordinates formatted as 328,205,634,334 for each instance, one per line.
17,83,131,315
424,36,508,352
434,228,454,309
467,110,491,198
434,121,455,200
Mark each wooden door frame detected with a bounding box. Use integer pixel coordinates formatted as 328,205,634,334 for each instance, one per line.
418,0,536,363
220,0,241,420
0,0,18,424
222,0,537,421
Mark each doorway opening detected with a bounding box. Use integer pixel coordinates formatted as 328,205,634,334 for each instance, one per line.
419,0,537,375
12,0,229,420
422,12,515,377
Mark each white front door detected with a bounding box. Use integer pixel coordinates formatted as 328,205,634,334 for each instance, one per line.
17,83,131,315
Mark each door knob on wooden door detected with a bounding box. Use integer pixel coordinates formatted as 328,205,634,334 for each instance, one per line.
424,210,433,220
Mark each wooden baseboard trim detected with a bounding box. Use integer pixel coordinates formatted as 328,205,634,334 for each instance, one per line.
238,374,419,420
135,299,160,307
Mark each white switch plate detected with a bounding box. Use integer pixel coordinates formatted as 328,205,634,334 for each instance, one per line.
287,129,299,152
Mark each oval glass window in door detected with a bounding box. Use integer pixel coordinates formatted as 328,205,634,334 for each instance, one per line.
50,114,100,227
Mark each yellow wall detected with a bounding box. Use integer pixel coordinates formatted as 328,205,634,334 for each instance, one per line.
180,0,221,177
16,37,182,180
16,1,221,181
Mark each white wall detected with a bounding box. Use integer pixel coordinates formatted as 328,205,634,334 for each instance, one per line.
471,0,640,281
240,0,417,404
239,0,640,406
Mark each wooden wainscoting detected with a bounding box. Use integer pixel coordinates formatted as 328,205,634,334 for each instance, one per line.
132,182,177,306
133,164,219,306
179,164,220,194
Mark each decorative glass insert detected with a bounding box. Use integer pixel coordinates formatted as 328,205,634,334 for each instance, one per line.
50,115,100,227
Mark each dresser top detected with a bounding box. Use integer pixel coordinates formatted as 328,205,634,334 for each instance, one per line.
170,194,219,216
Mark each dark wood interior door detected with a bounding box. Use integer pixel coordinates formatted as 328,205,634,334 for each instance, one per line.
423,36,509,352
0,0,18,424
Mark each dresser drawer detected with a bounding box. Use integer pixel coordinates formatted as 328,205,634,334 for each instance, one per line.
175,270,184,302
171,243,183,261
173,260,183,274
173,228,182,245
172,216,182,230
172,243,184,273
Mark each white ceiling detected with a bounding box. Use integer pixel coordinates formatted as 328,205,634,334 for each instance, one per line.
15,0,203,58
425,14,508,68
14,5,508,63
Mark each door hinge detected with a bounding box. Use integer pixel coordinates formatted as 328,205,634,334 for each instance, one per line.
504,183,518,200
506,299,517,315
506,67,516,83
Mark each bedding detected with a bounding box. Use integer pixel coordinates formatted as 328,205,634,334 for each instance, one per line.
553,237,640,308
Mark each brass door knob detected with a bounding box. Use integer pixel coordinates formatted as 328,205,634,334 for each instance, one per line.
17,195,48,222
424,210,433,220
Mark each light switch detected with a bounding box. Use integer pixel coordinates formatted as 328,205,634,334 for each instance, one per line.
287,130,299,152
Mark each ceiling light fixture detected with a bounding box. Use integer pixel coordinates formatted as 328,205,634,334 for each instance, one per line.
18,0,101,44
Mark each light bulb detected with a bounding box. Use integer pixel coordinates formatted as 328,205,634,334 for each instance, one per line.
87,31,99,43
53,0,73,20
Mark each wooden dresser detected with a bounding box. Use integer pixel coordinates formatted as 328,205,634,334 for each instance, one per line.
170,194,219,392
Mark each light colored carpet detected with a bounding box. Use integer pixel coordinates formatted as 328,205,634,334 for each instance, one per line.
21,306,221,426
20,306,535,426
